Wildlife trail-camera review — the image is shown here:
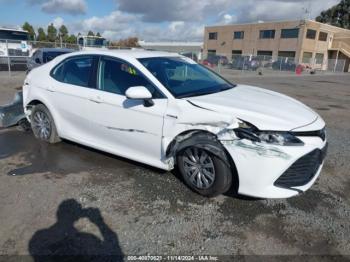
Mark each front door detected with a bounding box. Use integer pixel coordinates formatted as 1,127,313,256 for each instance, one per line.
87,56,168,168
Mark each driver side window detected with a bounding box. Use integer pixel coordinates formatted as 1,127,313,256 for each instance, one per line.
98,57,163,98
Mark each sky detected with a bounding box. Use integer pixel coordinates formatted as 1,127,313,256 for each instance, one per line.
0,0,340,41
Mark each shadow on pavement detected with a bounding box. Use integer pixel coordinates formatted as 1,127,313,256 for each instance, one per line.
28,199,124,262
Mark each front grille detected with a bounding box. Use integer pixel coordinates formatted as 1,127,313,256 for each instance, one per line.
291,127,326,141
274,145,327,188
8,49,29,57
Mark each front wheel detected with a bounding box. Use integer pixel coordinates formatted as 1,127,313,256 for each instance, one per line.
177,146,232,197
30,104,61,144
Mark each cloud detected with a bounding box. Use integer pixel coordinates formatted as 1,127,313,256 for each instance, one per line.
234,0,340,22
149,21,204,41
64,0,340,41
29,0,87,15
218,14,238,25
52,17,64,28
117,0,232,22
117,0,339,23
70,10,137,37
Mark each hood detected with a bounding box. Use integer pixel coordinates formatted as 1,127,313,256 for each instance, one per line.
187,84,318,131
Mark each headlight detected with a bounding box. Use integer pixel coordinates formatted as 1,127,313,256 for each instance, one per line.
255,131,304,146
234,121,304,146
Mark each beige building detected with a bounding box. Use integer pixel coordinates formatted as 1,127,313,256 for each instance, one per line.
204,20,350,71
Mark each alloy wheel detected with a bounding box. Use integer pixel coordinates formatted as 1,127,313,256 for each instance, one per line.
32,110,51,140
183,147,216,189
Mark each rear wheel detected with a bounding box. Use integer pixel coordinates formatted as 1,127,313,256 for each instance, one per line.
177,145,232,197
31,104,61,144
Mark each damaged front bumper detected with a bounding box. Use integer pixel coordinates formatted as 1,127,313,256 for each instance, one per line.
0,92,26,128
222,136,327,198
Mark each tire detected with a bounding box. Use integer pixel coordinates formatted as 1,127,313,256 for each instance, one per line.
176,134,233,197
30,104,61,144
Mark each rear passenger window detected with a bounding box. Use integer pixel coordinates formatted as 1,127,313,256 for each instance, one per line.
98,57,163,98
51,56,94,88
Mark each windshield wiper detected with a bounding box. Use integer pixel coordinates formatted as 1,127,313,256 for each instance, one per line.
177,84,234,98
177,90,220,98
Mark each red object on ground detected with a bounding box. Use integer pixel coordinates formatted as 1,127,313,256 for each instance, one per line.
296,65,303,75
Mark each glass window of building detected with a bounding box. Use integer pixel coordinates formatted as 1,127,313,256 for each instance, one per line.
281,28,299,38
259,30,275,39
315,53,324,64
302,52,313,63
318,32,328,41
306,29,317,39
233,31,244,39
209,32,218,40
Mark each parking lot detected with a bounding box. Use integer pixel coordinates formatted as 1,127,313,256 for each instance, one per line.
0,71,349,258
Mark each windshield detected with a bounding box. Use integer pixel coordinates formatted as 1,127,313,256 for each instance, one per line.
138,57,235,98
0,30,29,41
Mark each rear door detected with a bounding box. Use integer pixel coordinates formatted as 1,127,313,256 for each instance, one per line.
48,55,99,143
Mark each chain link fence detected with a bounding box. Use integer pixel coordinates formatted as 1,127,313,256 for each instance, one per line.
0,39,348,76
199,52,347,75
0,39,80,76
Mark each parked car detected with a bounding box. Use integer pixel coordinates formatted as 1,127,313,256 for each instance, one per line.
27,48,75,72
230,56,261,71
23,50,327,198
202,55,229,67
272,59,297,71
180,52,198,62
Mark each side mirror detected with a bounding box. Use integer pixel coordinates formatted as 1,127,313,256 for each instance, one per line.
125,86,154,107
35,58,41,64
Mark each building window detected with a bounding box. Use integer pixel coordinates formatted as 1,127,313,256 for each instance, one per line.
233,31,244,39
257,50,273,57
259,30,275,39
209,32,218,40
306,29,317,39
232,50,242,55
278,51,296,58
315,53,324,64
208,50,216,57
281,28,299,38
318,32,328,41
232,50,242,59
302,52,313,63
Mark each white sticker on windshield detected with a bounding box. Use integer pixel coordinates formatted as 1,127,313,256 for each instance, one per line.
180,57,197,65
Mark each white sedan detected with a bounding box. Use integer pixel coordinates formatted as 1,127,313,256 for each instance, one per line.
23,50,327,198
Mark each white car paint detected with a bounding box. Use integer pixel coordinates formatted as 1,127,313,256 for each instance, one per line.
23,50,327,198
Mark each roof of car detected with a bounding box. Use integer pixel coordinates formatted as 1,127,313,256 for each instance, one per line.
65,49,182,59
38,48,75,53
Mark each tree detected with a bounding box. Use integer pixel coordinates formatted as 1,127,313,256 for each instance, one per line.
111,37,140,48
66,34,77,44
47,23,57,42
87,31,95,36
22,22,35,40
37,27,46,42
316,0,350,29
96,32,101,37
59,25,69,42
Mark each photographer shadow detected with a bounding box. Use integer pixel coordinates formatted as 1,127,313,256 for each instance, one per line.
29,199,124,262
